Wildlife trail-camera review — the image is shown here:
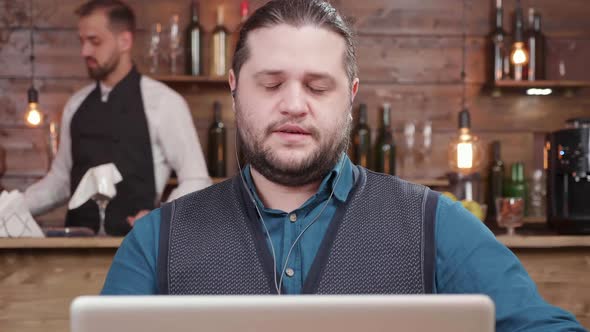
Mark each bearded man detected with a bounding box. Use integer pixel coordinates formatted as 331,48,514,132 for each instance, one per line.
101,1,585,331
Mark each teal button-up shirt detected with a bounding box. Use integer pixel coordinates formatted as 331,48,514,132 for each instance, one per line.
241,155,353,294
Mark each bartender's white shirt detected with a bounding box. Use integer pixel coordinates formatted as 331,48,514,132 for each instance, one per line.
24,76,212,216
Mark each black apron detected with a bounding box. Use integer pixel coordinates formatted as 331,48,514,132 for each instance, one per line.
67,67,157,236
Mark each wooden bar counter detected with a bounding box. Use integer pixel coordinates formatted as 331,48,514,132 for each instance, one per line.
1,235,590,331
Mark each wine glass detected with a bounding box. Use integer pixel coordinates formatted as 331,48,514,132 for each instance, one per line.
495,197,525,236
419,120,433,166
403,121,416,177
147,23,162,74
168,15,181,74
91,170,114,237
91,193,110,236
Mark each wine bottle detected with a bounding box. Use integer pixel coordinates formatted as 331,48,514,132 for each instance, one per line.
490,0,506,82
211,6,229,76
186,0,203,76
374,103,396,175
504,162,527,215
487,141,504,219
208,101,227,177
510,3,528,81
352,104,371,169
525,11,545,80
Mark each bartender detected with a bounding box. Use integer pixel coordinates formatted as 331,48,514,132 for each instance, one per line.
24,0,211,236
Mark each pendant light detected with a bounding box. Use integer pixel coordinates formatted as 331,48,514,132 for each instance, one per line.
24,0,43,128
448,0,484,179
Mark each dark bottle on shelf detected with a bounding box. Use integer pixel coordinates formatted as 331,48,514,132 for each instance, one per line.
510,2,528,81
490,0,507,82
211,5,230,76
524,10,545,81
352,104,372,169
208,101,227,177
487,141,505,219
374,103,396,175
186,0,203,76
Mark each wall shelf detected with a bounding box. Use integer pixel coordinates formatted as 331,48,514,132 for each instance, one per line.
489,80,590,96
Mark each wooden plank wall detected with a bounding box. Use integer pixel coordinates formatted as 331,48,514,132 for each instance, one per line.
0,0,589,197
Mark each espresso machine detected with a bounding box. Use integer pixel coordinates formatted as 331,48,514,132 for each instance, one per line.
546,118,590,234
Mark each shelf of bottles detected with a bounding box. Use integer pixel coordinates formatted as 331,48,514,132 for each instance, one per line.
488,0,589,96
146,0,246,82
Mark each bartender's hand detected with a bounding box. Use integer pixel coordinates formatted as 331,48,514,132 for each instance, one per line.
127,210,150,227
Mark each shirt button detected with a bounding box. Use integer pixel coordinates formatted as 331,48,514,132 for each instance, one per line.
289,213,297,223
285,268,295,277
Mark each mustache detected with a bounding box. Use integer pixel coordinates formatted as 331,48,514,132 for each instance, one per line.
264,118,320,140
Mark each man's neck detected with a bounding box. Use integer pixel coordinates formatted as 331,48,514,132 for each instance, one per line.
101,58,133,87
250,167,321,212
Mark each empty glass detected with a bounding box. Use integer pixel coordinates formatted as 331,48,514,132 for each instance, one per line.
495,197,525,236
169,15,181,74
92,170,114,236
147,23,162,74
419,120,433,165
402,121,416,177
91,193,110,236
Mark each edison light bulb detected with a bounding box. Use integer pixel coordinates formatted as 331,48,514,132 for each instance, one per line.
510,42,529,65
24,87,43,127
448,110,483,175
25,102,43,127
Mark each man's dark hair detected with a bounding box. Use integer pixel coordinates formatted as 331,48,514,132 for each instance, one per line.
75,0,136,34
232,0,357,85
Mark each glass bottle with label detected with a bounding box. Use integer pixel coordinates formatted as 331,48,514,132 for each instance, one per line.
352,104,371,169
374,103,396,175
208,101,227,177
186,0,203,76
211,6,229,76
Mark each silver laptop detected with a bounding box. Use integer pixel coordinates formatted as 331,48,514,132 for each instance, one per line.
71,295,495,332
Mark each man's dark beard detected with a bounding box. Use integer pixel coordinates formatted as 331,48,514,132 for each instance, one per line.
86,53,119,81
237,110,351,187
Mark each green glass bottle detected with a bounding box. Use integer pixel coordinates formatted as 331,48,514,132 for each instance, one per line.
374,103,396,175
208,101,227,177
352,104,372,169
487,141,504,219
503,162,527,215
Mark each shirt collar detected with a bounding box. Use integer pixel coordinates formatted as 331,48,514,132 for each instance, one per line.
99,82,113,102
242,154,354,212
97,65,139,102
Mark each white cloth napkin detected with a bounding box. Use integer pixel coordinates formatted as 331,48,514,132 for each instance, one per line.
0,190,44,238
68,163,123,210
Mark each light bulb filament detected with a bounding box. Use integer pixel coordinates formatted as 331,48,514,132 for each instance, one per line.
25,103,43,127
457,142,474,169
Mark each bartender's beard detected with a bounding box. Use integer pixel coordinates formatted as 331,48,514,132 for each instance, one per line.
235,96,352,187
85,53,120,81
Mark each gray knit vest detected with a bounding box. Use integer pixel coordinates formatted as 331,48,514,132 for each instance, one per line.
157,166,439,295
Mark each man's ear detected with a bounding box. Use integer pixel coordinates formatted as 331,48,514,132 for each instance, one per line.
350,77,360,104
118,31,133,53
